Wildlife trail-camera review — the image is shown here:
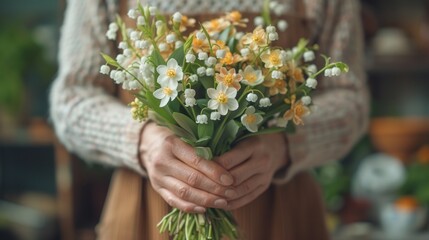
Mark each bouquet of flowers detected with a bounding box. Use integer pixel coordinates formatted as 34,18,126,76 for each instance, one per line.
100,1,348,239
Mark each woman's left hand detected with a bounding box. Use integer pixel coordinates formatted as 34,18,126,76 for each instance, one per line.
215,132,289,210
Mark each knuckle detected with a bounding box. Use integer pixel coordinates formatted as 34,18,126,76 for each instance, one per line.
177,186,189,199
165,196,175,207
190,155,202,167
187,172,199,187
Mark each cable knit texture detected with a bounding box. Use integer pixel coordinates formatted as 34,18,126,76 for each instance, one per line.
50,0,368,182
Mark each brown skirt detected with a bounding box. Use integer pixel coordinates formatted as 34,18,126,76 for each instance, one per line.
96,168,329,240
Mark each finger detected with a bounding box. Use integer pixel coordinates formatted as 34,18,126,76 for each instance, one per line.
215,138,255,170
161,176,228,209
225,184,269,211
231,174,266,200
157,188,206,213
229,155,270,186
170,137,234,186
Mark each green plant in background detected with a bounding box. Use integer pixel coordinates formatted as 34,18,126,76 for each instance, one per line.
0,21,54,117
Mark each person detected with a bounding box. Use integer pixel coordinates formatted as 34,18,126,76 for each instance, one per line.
50,0,369,239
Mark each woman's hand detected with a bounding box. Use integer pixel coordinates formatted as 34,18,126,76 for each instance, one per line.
139,122,235,213
215,133,289,210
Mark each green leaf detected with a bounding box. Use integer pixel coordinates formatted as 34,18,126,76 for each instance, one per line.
172,112,198,138
228,100,248,119
228,37,238,53
195,147,213,160
180,137,196,147
198,120,214,139
169,45,185,64
150,48,166,66
234,127,286,143
215,120,240,155
196,99,209,108
184,35,194,53
218,26,231,43
334,62,349,73
199,76,215,89
285,122,296,133
195,136,211,147
101,53,120,68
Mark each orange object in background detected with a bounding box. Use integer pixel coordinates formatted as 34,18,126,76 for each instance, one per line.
395,196,419,212
417,145,429,164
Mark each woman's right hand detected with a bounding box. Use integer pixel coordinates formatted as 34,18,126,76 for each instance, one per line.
139,122,236,213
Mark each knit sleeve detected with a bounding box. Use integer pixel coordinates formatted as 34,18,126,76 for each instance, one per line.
273,0,370,184
49,0,146,175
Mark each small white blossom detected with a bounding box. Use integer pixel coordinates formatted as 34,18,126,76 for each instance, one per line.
156,58,183,88
240,48,250,57
259,97,272,107
301,96,312,105
153,84,178,107
206,68,215,76
196,114,208,124
185,53,196,63
189,74,198,82
158,43,168,52
269,1,279,9
307,64,317,74
196,31,206,40
331,67,341,76
280,50,293,63
100,65,110,75
205,57,217,67
197,67,206,76
137,16,145,26
108,22,119,32
241,106,263,133
184,89,196,98
198,52,208,61
135,40,147,49
109,70,117,79
155,20,164,28
127,9,138,19
106,30,117,40
175,41,183,49
149,6,157,16
277,20,288,31
128,80,140,90
116,54,126,65
241,66,264,86
210,112,221,121
268,32,279,41
303,51,315,62
273,4,286,16
118,41,128,49
246,92,258,102
324,68,332,77
172,12,182,23
266,25,276,34
216,49,226,59
271,70,283,79
130,31,140,41
235,32,244,39
123,49,133,57
306,78,318,89
254,16,264,26
207,84,239,115
185,97,196,107
114,71,126,84
166,33,176,43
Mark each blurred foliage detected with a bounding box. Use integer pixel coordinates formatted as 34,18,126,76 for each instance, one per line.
0,21,55,116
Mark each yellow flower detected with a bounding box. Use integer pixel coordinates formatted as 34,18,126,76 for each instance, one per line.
203,18,229,35
241,26,267,50
179,16,196,32
219,51,241,66
240,65,264,86
215,67,242,90
266,79,287,96
192,37,210,53
283,96,310,125
260,49,283,69
226,11,248,27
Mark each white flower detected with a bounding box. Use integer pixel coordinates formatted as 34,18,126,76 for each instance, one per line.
280,50,293,63
210,112,221,121
324,68,332,77
108,22,119,32
114,71,126,84
149,6,157,16
259,97,272,107
303,51,315,62
137,16,145,26
271,70,283,79
155,20,163,28
331,67,341,76
269,1,278,9
109,70,117,79
123,49,133,57
189,74,198,82
185,97,196,107
205,57,217,67
198,52,208,61
277,20,288,31
241,106,263,133
216,49,226,59
240,48,250,57
156,58,183,88
166,33,176,43
235,32,244,39
100,65,110,75
185,53,196,63
307,64,317,74
118,41,128,49
153,84,178,107
128,9,138,19
159,43,168,52
196,114,208,124
130,31,140,41
240,66,264,86
196,31,206,40
184,89,196,98
197,67,206,76
306,78,318,89
301,96,312,105
128,80,140,90
116,54,126,65
175,41,183,49
254,16,264,26
246,92,258,102
106,30,116,40
266,25,276,34
172,12,182,23
207,84,239,115
268,32,279,41
273,4,286,16
206,68,215,76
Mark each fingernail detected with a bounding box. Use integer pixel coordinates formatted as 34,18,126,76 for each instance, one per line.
220,174,233,186
225,189,236,198
194,207,206,213
214,199,227,208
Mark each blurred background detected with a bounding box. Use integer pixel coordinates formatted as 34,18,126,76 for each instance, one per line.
0,0,428,239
